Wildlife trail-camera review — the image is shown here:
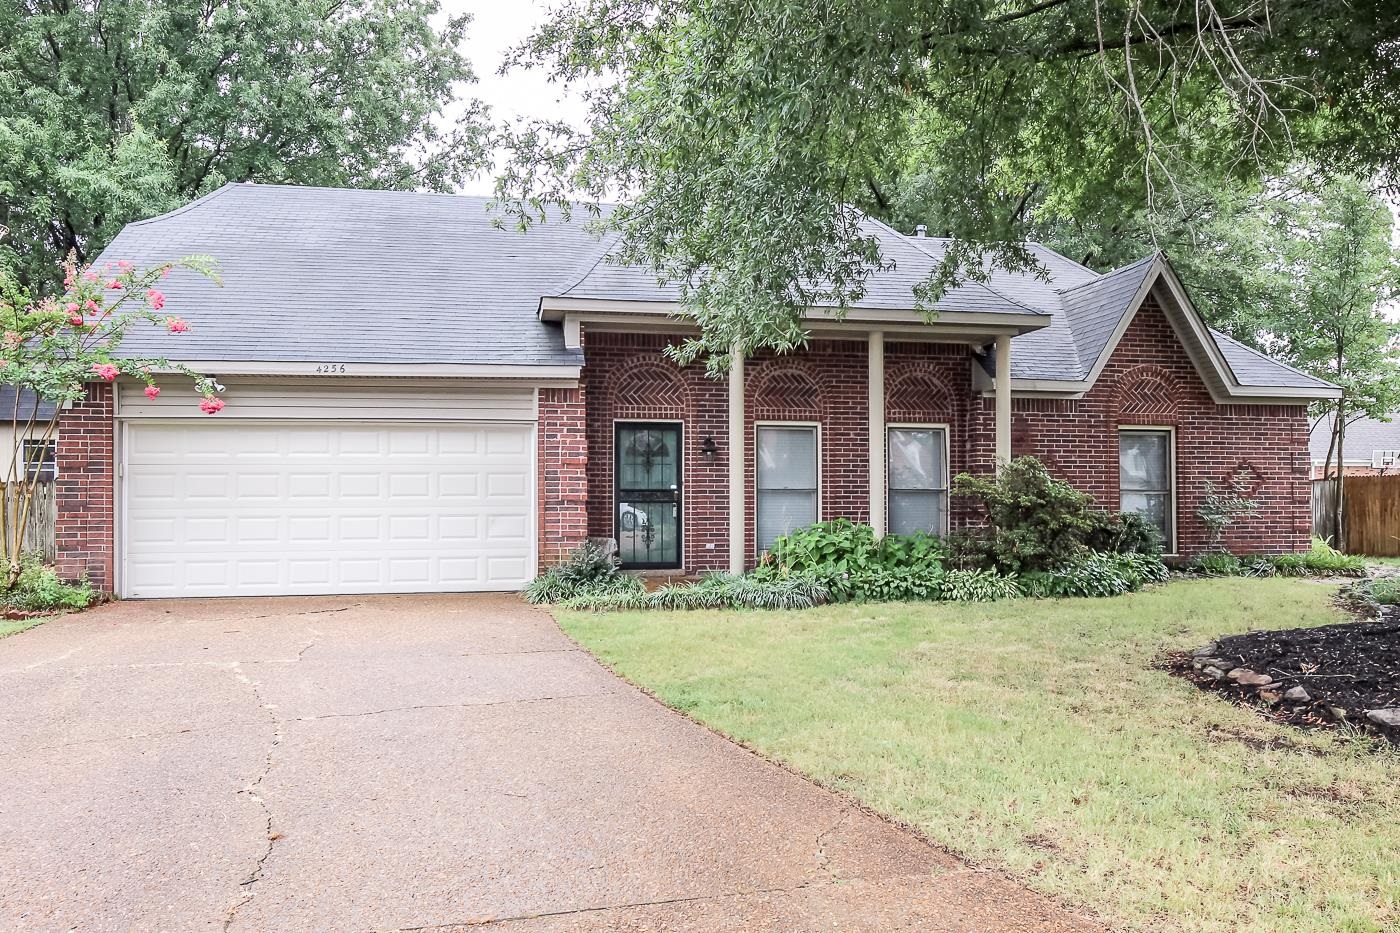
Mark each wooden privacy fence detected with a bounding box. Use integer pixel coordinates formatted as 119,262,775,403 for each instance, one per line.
1313,475,1400,556
0,481,56,563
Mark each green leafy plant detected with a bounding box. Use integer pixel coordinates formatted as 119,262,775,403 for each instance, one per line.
1197,480,1259,551
1085,510,1164,557
1269,539,1367,578
2,554,94,612
936,568,1021,602
950,457,1102,573
1190,552,1244,576
523,540,627,604
760,521,948,603
1347,577,1400,607
1019,553,1147,598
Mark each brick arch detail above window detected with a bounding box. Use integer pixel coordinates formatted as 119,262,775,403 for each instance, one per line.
1113,364,1182,421
885,364,954,422
749,362,824,419
606,357,690,419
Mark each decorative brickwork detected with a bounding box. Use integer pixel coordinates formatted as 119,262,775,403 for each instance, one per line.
1007,297,1310,554
55,382,115,591
537,386,590,570
577,296,1311,570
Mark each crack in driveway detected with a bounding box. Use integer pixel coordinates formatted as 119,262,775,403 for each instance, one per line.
222,660,287,931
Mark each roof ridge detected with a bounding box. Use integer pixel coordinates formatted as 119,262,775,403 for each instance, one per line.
1053,252,1158,297
881,217,1046,316
128,182,238,227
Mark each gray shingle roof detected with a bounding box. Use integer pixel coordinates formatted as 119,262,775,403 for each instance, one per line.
1309,413,1400,464
102,184,594,367
0,386,56,422
95,183,1334,396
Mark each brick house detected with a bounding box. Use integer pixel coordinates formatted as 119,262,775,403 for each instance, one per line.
63,183,1337,598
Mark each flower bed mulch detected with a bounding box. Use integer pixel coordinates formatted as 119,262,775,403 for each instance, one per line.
1167,606,1400,742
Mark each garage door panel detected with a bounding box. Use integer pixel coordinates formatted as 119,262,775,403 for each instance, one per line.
123,422,534,597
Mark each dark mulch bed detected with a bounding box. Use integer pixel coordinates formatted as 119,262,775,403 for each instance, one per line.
1168,605,1400,742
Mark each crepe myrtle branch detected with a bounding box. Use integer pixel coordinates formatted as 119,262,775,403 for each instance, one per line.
0,252,226,413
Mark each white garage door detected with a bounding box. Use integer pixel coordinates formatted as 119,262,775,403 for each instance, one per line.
122,422,534,598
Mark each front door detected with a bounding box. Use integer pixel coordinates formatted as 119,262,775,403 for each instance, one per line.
615,423,682,568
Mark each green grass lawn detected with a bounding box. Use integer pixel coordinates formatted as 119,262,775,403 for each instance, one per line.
0,617,42,638
559,578,1400,933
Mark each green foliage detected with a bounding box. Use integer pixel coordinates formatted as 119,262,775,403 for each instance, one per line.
499,0,1400,367
949,457,1101,574
3,554,94,612
0,0,489,288
1020,552,1166,599
936,568,1021,603
1190,552,1244,577
1197,480,1259,551
556,574,649,611
1269,540,1367,578
759,519,949,603
1085,510,1164,558
1348,577,1400,607
522,540,626,604
1189,541,1366,579
571,572,831,612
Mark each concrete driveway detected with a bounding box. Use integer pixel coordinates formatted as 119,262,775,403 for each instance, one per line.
0,595,1094,931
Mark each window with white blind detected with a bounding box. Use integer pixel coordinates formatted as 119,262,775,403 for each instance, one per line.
887,426,949,536
1119,428,1175,552
756,424,819,550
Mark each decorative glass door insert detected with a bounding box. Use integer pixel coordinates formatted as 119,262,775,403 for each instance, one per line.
615,424,682,568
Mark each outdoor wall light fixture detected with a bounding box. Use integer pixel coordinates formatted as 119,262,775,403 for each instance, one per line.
700,436,718,460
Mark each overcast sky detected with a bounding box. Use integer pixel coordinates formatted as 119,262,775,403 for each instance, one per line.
446,1,591,195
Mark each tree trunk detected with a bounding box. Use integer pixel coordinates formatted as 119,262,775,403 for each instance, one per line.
1331,407,1346,549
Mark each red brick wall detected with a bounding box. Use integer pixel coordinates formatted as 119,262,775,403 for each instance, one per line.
581,331,981,571
537,386,590,570
1009,297,1311,554
576,301,1311,570
55,382,115,591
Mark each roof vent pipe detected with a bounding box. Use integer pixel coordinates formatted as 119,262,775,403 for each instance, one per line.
914,224,927,238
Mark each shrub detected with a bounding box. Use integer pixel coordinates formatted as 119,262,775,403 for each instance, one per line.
1350,577,1400,606
1019,552,1148,598
1191,552,1243,576
760,520,948,602
1085,510,1163,557
523,540,624,604
2,555,94,612
1197,480,1258,551
1270,539,1367,577
950,457,1102,573
557,573,648,610
936,568,1022,602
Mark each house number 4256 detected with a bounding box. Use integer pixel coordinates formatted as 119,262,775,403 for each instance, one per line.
314,363,348,374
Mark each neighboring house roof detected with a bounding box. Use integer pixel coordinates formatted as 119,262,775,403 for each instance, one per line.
1309,413,1400,465
0,386,56,423
95,182,1338,399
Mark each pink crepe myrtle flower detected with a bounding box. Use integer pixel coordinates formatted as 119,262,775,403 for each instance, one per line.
199,396,224,415
68,314,85,326
3,331,21,347
116,260,133,272
144,386,161,400
65,302,79,313
166,317,189,333
63,272,75,289
106,279,123,290
92,363,119,381
146,289,165,310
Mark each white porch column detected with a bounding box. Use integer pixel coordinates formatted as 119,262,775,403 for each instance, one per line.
868,331,886,537
995,333,1012,469
728,343,746,574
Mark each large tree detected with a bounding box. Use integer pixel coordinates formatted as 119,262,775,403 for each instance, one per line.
499,0,1400,368
0,0,488,288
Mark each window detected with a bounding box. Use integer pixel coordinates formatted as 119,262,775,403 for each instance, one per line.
21,439,56,482
887,426,948,536
756,425,818,550
1119,428,1174,551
